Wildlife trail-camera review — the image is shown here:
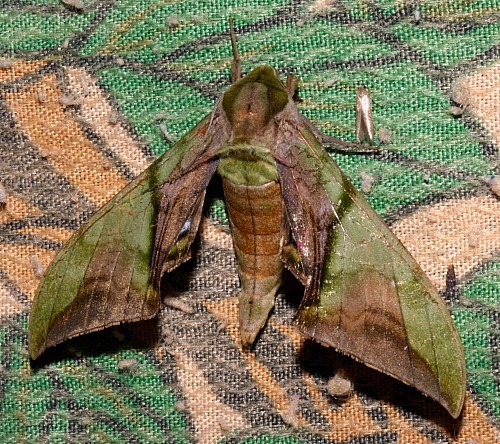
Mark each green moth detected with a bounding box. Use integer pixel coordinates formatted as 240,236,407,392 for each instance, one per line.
29,22,466,419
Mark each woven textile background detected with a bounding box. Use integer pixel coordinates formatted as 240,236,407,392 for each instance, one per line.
0,1,499,443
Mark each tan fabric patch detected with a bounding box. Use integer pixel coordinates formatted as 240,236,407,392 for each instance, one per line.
17,226,73,244
393,194,500,290
452,61,500,147
199,218,234,250
3,66,128,207
65,67,151,176
170,348,247,443
0,282,24,317
453,395,500,443
0,60,47,82
0,193,42,224
303,374,385,440
1,244,52,303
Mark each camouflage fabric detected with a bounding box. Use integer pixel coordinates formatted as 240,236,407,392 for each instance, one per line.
0,1,498,443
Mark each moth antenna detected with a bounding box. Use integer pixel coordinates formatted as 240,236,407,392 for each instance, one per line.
229,18,242,83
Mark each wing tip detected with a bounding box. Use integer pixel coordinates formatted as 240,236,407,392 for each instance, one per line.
28,308,160,361
296,318,467,419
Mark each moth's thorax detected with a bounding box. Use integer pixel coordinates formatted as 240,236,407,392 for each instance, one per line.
226,82,270,141
216,145,279,187
222,66,289,144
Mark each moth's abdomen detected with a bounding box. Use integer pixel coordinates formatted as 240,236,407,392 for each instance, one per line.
222,177,287,347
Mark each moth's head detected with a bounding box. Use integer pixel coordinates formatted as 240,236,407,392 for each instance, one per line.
222,66,290,141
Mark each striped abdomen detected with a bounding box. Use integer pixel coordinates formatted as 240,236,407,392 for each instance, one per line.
222,177,288,347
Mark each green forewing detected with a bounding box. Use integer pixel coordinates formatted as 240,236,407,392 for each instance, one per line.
29,115,217,359
278,124,466,418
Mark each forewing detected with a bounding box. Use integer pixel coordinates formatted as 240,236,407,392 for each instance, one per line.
276,116,466,418
29,112,226,359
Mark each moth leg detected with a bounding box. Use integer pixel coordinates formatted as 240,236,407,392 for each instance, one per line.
355,86,375,143
281,244,306,286
299,115,379,153
229,18,242,83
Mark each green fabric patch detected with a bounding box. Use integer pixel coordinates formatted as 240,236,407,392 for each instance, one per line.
454,260,500,416
0,317,190,443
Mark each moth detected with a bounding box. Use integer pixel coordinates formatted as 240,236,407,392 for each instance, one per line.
29,21,466,418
